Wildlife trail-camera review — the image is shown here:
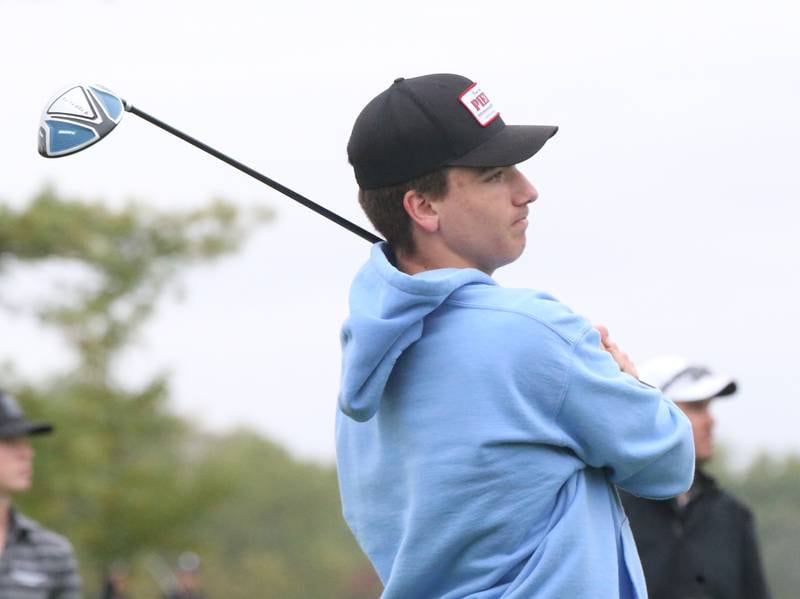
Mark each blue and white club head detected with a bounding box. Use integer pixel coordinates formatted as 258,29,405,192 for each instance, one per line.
38,84,126,158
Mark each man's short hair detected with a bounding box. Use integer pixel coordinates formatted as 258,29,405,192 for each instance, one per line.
358,168,449,255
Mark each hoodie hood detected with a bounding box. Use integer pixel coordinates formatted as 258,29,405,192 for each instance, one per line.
338,243,495,422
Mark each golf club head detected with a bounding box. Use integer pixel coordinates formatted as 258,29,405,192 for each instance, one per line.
38,84,126,158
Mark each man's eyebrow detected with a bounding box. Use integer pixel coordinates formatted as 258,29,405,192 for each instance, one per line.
477,166,506,179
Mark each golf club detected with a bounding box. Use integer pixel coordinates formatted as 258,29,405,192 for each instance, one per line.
38,84,382,244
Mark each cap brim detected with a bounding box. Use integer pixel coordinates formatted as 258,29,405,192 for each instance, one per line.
447,124,558,168
0,420,54,438
670,374,737,403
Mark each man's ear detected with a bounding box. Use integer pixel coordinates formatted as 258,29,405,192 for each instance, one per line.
402,189,440,234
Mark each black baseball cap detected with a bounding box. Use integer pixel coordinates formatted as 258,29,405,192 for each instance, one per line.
0,389,53,438
347,73,558,189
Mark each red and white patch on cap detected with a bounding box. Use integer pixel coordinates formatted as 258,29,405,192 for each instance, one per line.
459,83,500,127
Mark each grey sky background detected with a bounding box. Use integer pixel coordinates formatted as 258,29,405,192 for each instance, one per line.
1,0,798,465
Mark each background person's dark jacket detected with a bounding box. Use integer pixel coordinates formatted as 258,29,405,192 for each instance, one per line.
620,470,770,599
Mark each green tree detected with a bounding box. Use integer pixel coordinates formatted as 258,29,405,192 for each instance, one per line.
189,430,381,599
1,186,270,592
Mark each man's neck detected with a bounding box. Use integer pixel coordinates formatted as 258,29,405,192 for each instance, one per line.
0,496,11,524
395,246,494,276
0,497,11,556
676,464,711,508
396,251,440,275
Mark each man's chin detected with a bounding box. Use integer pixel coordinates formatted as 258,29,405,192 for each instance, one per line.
10,478,33,493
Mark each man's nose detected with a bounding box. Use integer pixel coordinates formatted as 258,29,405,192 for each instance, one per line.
513,170,538,206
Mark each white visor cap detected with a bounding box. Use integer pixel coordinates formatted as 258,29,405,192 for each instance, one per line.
638,355,737,402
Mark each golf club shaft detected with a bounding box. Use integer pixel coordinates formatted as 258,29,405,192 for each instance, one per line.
124,103,382,244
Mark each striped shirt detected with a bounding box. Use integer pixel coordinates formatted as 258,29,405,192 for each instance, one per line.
0,509,81,598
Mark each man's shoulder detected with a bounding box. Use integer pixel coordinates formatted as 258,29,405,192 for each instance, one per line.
14,511,76,555
704,479,756,520
448,284,591,345
620,476,756,523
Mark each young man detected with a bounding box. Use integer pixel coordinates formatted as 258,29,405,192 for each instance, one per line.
0,388,81,598
620,357,771,599
336,73,695,598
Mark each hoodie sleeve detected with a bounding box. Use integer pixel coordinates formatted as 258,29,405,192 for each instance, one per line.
555,326,695,499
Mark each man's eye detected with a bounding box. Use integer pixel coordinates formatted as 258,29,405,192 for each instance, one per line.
487,170,504,182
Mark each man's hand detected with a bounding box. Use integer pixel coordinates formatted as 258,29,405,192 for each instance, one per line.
595,324,639,378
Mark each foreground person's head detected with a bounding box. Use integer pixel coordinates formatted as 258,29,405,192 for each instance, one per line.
348,73,557,275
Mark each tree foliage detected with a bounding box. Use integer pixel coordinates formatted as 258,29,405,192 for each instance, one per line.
0,186,266,380
188,430,380,599
1,186,265,571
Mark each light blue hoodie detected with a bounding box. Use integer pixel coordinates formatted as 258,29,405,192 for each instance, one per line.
336,243,694,598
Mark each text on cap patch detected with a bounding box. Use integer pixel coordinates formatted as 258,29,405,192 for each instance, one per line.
459,83,500,127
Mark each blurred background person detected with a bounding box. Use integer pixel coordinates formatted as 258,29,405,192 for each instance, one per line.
163,552,206,599
101,560,131,599
0,388,82,598
620,356,770,599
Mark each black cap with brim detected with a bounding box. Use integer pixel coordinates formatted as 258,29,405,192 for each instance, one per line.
447,124,559,169
348,74,558,189
0,418,53,438
0,389,54,438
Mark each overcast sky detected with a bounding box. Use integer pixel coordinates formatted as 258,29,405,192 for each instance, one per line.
2,0,798,465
